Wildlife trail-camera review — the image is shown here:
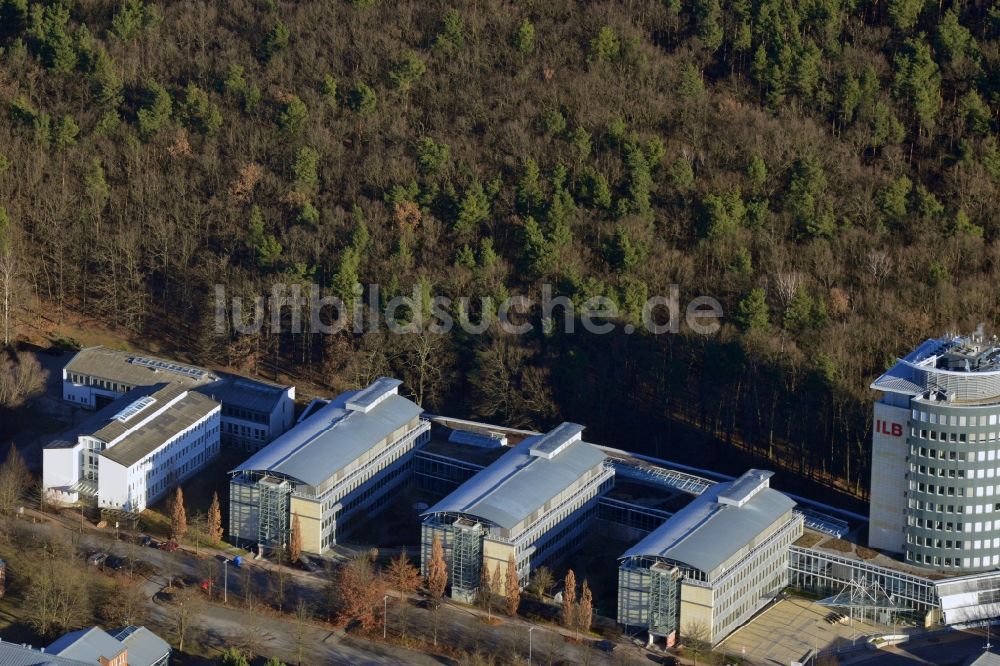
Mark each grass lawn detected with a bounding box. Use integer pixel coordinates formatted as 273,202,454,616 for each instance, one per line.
141,449,248,548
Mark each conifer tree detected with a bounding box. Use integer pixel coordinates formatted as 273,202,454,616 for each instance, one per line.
288,513,302,564
170,487,187,540
427,535,447,601
561,569,576,628
504,554,520,616
207,491,223,544
477,561,493,616
578,579,593,632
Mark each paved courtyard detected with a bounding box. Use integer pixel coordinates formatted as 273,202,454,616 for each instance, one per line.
718,597,889,665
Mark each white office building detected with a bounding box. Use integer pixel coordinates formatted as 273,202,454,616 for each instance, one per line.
43,383,221,511
61,346,294,452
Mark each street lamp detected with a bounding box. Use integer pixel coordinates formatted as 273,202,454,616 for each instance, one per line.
528,626,536,664
383,594,390,640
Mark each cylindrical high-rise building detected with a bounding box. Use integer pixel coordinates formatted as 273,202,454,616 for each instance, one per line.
870,334,1000,571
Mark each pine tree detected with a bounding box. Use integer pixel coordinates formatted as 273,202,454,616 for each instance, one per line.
561,569,576,628
288,513,302,564
278,96,308,135
887,0,923,34
179,83,222,136
787,156,835,238
416,137,450,175
389,51,426,94
736,288,769,332
606,225,642,273
455,179,490,236
170,487,187,540
137,80,172,140
207,491,223,544
621,140,653,217
91,48,123,108
783,287,816,335
516,158,543,216
427,535,447,601
515,19,535,56
504,554,520,616
589,26,620,62
892,38,941,135
262,19,289,61
246,206,282,269
578,579,593,633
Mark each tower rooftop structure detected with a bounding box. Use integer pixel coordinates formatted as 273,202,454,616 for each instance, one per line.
872,333,1000,404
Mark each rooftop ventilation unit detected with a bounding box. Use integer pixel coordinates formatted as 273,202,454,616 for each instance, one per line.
346,377,401,413
528,422,584,459
718,469,773,508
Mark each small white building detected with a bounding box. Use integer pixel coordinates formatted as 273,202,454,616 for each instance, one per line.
43,383,221,511
61,346,294,452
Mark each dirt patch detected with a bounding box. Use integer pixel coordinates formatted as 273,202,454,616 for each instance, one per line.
794,532,823,548
820,538,854,554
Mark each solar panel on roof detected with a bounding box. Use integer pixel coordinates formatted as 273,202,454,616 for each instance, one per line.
128,356,209,380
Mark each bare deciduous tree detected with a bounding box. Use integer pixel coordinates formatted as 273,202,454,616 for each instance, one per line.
0,443,31,515
22,544,91,637
169,585,202,653
0,350,46,410
773,272,803,310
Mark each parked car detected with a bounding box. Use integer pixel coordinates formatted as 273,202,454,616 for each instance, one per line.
593,640,616,653
159,540,179,552
140,535,153,547
105,556,125,571
87,552,108,566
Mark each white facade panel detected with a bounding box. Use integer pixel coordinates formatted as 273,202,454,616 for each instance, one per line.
98,458,130,509
62,380,93,407
868,401,910,553
42,446,80,492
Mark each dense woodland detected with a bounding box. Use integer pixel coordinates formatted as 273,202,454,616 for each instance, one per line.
1,0,1000,504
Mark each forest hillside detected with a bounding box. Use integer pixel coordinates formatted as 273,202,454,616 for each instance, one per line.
1,0,999,503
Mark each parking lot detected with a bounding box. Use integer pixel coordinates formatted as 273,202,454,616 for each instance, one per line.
719,597,889,665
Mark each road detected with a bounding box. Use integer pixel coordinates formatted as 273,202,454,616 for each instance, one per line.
12,511,655,665
12,512,450,664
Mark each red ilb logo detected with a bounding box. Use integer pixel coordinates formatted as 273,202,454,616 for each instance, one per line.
876,420,903,437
